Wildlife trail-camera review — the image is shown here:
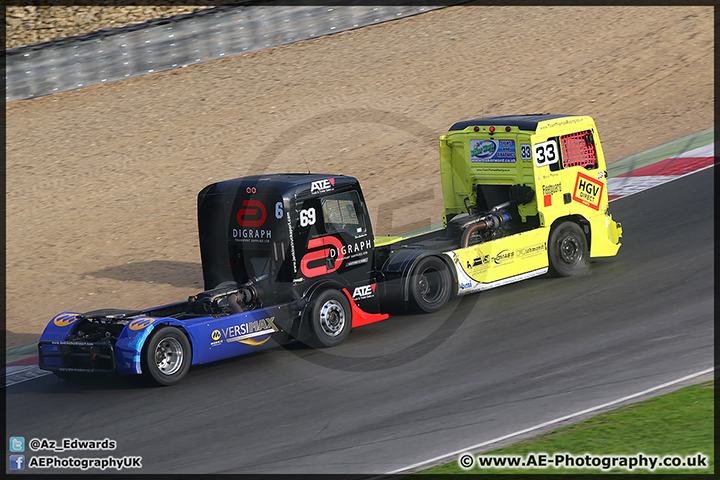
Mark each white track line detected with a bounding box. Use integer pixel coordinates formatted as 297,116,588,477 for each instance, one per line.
608,163,714,202
4,365,51,388
387,366,714,474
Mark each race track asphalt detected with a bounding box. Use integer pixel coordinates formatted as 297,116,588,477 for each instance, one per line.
5,168,713,474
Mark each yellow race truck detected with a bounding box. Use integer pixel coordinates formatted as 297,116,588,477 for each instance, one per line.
377,113,622,298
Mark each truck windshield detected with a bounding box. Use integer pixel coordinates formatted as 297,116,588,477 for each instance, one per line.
230,242,290,284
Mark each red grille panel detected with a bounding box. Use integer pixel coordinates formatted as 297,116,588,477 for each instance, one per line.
561,130,598,169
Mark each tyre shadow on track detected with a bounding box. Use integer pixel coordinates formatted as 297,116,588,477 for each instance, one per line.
85,260,204,288
7,372,146,394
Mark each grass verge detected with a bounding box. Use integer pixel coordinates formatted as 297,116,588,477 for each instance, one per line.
417,381,713,475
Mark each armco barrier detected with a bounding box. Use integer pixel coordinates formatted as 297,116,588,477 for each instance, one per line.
5,3,458,102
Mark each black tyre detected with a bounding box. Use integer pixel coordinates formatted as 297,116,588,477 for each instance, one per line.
409,256,452,313
548,221,589,277
140,326,191,386
308,289,352,348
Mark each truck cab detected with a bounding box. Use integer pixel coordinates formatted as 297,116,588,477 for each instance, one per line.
435,114,622,292
197,174,388,343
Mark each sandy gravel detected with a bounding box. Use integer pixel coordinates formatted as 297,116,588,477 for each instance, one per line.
5,4,713,348
6,5,211,49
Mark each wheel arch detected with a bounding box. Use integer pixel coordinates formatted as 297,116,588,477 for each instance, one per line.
296,280,348,342
147,320,198,367
115,318,197,375
550,214,591,249
138,322,194,386
378,249,457,312
404,252,458,301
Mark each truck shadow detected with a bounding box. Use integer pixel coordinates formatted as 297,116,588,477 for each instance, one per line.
85,260,203,288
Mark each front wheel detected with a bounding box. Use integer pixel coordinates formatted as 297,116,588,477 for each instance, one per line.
308,289,352,348
409,256,452,313
140,326,191,386
548,221,589,277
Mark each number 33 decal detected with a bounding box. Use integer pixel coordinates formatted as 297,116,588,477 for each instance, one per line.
534,139,559,167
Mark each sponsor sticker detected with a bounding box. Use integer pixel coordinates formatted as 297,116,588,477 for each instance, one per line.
470,139,517,163
53,313,77,327
492,249,514,265
300,236,373,278
542,182,561,208
234,200,272,243
477,167,512,173
210,317,279,347
236,200,266,227
572,172,604,210
286,211,297,274
352,284,376,301
462,246,491,275
311,178,335,195
516,242,547,258
128,317,155,331
542,183,562,196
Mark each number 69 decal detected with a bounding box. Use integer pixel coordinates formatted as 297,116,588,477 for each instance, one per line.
533,139,559,168
299,208,316,227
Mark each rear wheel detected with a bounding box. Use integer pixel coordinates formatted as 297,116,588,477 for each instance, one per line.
140,326,191,386
308,289,352,348
548,221,589,277
409,256,452,313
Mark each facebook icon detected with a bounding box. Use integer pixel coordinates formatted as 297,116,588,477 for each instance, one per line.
9,454,25,470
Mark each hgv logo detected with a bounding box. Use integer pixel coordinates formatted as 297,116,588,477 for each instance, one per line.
572,172,604,211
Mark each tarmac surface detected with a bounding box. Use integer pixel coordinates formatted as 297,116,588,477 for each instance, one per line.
5,166,713,474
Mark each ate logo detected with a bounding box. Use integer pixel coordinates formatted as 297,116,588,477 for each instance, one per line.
310,178,335,194
352,284,376,300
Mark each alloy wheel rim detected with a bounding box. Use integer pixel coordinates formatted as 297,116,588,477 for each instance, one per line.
155,337,184,375
320,300,345,337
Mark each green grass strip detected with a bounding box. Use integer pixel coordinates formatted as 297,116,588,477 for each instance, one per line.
418,381,713,475
608,126,714,177
5,342,40,366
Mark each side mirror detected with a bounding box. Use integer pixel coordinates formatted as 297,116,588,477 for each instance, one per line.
509,185,535,205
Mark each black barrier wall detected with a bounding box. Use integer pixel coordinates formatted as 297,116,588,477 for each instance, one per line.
5,3,457,102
